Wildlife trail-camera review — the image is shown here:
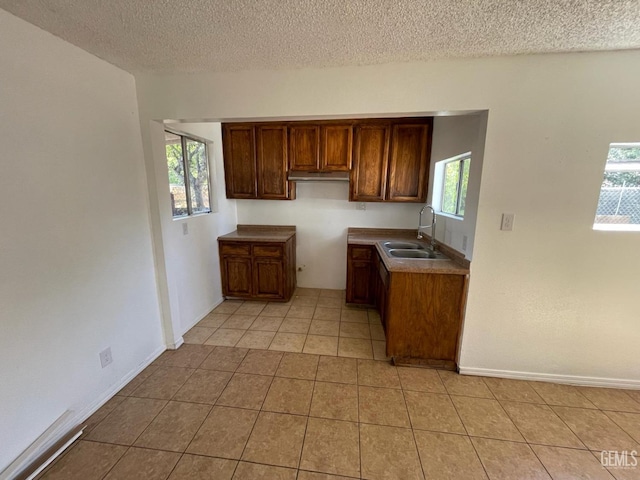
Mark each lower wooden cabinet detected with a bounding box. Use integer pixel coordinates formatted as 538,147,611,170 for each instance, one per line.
346,240,468,368
345,245,375,305
219,238,295,301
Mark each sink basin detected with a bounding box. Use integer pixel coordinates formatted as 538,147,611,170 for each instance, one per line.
388,248,448,260
383,241,424,250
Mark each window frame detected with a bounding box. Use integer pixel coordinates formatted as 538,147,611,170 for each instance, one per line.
164,129,213,219
440,152,471,218
592,142,640,232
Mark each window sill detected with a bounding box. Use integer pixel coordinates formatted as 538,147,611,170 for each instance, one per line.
593,223,640,232
437,211,464,222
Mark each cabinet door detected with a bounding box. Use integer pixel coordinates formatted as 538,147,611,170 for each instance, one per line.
253,257,285,299
320,124,353,171
221,256,252,297
289,125,320,171
346,246,374,304
256,125,292,199
350,123,390,201
222,125,257,199
387,121,431,202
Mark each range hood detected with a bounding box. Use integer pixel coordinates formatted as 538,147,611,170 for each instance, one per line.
288,171,350,182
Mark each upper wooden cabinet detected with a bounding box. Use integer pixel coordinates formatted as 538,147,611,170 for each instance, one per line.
223,123,295,200
289,125,319,171
289,123,352,172
256,125,291,199
222,117,431,202
320,124,353,171
387,122,431,202
351,118,432,203
222,125,257,199
350,122,391,202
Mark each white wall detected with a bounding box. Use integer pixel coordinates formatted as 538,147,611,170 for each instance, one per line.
151,122,237,338
429,114,487,258
136,49,640,385
0,10,164,473
237,184,422,289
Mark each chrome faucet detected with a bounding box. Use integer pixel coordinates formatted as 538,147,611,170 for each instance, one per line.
417,204,437,251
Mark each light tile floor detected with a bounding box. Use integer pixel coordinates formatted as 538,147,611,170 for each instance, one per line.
38,289,640,479
183,288,387,361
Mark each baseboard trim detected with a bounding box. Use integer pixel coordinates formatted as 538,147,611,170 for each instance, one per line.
458,366,640,389
1,344,165,480
179,297,224,338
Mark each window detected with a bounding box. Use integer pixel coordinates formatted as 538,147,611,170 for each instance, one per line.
440,153,471,217
165,131,212,218
593,143,640,231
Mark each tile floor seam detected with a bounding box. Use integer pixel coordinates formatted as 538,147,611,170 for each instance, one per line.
466,433,494,480
602,410,640,445
496,397,589,451
297,382,315,472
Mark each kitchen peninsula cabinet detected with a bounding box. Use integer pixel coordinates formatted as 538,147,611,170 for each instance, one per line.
218,226,296,301
347,228,469,369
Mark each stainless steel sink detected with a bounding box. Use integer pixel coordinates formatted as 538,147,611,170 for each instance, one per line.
388,248,449,260
383,241,424,250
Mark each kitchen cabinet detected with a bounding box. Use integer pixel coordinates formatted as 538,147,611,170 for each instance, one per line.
218,234,296,301
289,124,319,171
345,245,375,305
223,117,430,202
350,122,391,201
320,124,352,171
289,123,352,172
256,125,292,199
222,125,257,199
387,121,431,202
346,229,469,369
350,118,432,203
222,124,295,200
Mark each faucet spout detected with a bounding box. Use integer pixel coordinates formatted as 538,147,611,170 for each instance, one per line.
417,204,437,250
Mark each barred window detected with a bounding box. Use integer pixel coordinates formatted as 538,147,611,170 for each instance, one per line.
593,143,640,231
165,131,212,218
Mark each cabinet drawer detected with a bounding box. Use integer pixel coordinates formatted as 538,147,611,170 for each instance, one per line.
220,242,251,256
350,246,372,261
253,244,283,257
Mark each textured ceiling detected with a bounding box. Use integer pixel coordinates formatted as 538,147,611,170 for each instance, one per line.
2,0,640,73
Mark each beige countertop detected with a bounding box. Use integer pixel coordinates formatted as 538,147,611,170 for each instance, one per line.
218,225,296,242
348,228,470,275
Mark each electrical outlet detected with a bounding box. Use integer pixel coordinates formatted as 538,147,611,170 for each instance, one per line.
501,213,515,231
356,202,366,211
462,235,468,251
99,347,113,368
182,223,189,235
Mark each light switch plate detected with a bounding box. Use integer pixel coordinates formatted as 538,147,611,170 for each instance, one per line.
182,223,189,235
99,347,113,368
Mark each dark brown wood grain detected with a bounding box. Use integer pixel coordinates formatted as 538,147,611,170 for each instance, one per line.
320,124,353,171
256,125,291,199
218,237,295,301
222,124,257,199
387,120,432,202
350,122,390,201
289,124,320,171
345,245,375,305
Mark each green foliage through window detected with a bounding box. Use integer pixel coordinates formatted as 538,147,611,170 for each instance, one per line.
165,131,211,217
441,155,470,217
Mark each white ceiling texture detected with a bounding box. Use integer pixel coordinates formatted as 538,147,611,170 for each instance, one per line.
1,0,640,73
